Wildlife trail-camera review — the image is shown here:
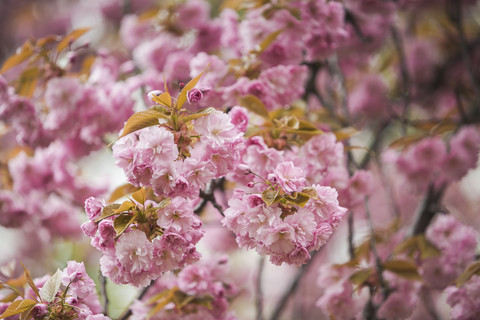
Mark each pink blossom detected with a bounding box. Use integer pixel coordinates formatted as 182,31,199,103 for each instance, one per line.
85,197,103,221
228,106,249,133
62,261,97,299
273,161,306,193
115,230,153,274
187,88,203,104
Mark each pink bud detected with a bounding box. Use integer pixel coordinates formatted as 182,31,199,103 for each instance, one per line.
187,88,203,104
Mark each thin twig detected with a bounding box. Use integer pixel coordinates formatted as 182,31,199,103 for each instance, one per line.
117,280,155,320
344,8,370,43
447,0,480,102
268,249,321,320
348,212,355,260
256,256,265,320
390,26,411,135
364,197,389,300
194,178,225,217
411,183,446,236
100,274,109,316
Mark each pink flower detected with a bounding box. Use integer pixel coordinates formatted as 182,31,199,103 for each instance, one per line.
228,106,249,133
187,88,203,104
157,197,194,232
115,230,153,274
273,161,306,193
85,197,103,221
194,110,241,148
62,261,97,299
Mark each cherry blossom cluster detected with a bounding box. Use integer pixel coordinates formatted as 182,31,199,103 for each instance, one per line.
223,169,346,266
130,256,237,320
445,275,480,320
394,126,480,191
0,142,104,244
0,261,109,320
421,214,477,289
112,109,244,198
82,196,203,287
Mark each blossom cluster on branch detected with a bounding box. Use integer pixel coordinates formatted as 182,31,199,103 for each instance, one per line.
1,0,480,319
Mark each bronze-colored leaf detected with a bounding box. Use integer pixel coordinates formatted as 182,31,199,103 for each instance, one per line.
417,235,441,259
383,259,422,281
182,107,216,123
0,41,34,73
284,192,310,207
257,29,284,53
238,95,269,118
114,214,137,237
21,263,39,299
36,35,60,48
455,261,480,286
152,92,172,108
131,187,147,205
108,184,141,203
177,68,207,109
116,109,167,142
334,127,359,141
16,68,39,97
389,134,424,149
349,268,374,286
57,28,90,53
95,203,121,222
298,120,319,131
262,189,280,206
0,299,36,319
113,200,135,214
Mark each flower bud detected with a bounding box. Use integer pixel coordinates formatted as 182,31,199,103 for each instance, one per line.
187,88,203,104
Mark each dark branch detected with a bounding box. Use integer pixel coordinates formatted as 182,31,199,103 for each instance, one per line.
117,280,155,320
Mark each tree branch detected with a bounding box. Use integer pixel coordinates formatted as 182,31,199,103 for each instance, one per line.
117,280,155,320
256,256,265,320
268,249,321,320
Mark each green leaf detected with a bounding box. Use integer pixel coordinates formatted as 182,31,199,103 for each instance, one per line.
117,109,167,141
21,263,40,300
383,259,421,281
238,95,269,118
57,28,90,53
182,107,216,123
349,268,374,286
39,269,62,302
114,214,137,237
131,187,147,205
176,68,207,109
0,41,34,73
95,203,121,222
0,299,37,319
262,189,280,206
455,261,480,286
113,200,135,214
